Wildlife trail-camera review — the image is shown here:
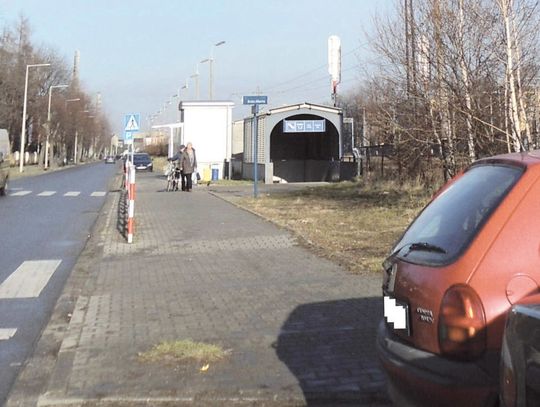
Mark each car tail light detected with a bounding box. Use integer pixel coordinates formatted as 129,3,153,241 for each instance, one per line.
438,285,486,360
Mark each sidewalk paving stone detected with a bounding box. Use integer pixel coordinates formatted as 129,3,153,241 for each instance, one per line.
14,174,391,406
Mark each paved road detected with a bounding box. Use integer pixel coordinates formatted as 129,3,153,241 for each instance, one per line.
0,162,117,404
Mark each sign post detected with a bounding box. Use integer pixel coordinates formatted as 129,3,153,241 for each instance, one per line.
242,96,268,198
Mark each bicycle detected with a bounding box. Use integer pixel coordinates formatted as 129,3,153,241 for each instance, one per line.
165,162,180,192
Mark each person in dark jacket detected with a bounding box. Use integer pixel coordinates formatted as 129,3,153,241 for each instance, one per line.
180,142,197,192
169,144,186,190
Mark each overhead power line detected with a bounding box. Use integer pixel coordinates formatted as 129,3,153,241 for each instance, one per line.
234,41,370,96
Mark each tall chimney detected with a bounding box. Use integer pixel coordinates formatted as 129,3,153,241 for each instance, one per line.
72,50,80,89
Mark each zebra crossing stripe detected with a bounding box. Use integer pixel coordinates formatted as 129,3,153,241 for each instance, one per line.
0,329,17,340
0,260,62,299
10,191,106,197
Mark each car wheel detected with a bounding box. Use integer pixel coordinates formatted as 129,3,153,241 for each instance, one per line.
0,178,7,196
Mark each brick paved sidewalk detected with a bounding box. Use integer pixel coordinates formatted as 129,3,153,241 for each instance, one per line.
18,173,391,406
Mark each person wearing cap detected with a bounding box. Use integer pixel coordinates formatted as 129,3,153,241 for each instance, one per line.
169,144,186,191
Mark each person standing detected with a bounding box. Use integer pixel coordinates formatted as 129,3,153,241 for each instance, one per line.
180,142,197,192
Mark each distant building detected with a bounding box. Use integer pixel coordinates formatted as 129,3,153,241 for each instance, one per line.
232,120,244,157
144,131,168,146
132,132,145,152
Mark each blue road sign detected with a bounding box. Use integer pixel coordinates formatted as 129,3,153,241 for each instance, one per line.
124,114,140,132
283,120,326,133
124,131,134,144
243,95,268,105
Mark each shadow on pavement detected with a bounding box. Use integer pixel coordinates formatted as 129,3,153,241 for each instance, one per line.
275,297,391,406
116,189,127,239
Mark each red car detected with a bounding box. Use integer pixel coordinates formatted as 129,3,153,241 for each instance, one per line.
377,151,540,407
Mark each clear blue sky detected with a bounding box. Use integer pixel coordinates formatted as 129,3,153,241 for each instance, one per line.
0,0,394,134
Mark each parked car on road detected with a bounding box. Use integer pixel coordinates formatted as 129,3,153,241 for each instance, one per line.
500,302,540,407
132,153,153,171
377,150,540,407
0,129,10,196
0,151,8,196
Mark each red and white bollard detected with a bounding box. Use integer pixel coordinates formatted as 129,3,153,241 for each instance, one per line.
127,164,136,243
124,158,130,190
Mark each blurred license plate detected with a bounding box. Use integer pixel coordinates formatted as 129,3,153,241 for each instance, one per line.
384,296,409,334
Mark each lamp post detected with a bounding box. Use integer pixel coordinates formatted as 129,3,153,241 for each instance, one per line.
190,64,200,100
176,79,188,134
45,84,68,169
176,79,189,104
200,40,225,100
80,110,95,162
65,98,81,165
19,63,51,172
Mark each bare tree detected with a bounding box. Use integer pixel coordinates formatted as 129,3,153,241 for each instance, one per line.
0,15,112,167
351,0,540,185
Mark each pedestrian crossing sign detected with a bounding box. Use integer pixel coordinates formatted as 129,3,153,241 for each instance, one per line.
124,114,140,132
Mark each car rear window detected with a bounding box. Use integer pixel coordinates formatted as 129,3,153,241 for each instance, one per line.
133,154,150,162
393,163,524,266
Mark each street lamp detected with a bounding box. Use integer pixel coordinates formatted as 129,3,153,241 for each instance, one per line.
200,40,225,100
176,79,189,125
19,63,51,172
190,64,200,100
45,84,68,169
176,79,189,103
65,98,81,164
80,110,96,162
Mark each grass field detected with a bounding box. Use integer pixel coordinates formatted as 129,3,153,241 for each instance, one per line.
238,180,435,274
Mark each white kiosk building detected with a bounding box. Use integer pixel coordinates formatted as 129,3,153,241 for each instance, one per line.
179,101,234,180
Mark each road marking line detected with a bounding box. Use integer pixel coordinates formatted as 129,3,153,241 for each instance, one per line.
90,191,106,197
37,191,56,197
64,191,80,197
0,260,62,299
10,191,32,196
0,329,17,340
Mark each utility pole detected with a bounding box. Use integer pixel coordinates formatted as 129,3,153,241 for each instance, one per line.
405,0,411,96
45,84,68,169
200,41,225,100
409,0,416,95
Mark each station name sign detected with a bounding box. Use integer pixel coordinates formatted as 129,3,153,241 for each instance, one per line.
283,120,326,133
243,95,268,105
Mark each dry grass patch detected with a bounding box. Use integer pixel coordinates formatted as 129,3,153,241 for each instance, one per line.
239,180,434,274
139,339,229,364
152,156,169,174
